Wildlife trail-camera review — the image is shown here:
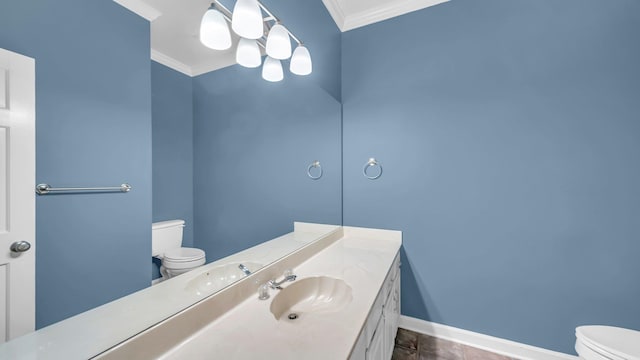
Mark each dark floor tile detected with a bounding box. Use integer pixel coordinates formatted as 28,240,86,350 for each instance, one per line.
394,328,517,360
392,346,418,360
395,328,419,350
417,335,464,360
462,345,512,360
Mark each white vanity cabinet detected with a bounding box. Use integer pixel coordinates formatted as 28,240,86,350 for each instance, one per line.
350,252,401,360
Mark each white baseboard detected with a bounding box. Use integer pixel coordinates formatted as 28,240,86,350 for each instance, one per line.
399,316,578,360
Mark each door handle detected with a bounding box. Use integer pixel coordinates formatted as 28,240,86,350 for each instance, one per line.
10,241,31,253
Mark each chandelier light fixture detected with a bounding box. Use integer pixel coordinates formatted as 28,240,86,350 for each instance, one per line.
236,37,261,68
199,5,232,50
199,0,312,82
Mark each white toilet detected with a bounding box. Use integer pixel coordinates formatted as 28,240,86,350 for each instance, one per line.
152,219,206,279
576,326,640,360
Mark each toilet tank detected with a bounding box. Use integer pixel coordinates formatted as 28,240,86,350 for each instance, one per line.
152,220,185,257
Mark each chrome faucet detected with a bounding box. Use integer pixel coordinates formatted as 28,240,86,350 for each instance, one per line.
258,270,297,300
268,270,297,290
238,264,252,276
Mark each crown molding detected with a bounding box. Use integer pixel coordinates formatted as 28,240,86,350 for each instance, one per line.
343,0,449,31
113,0,162,21
321,0,347,31
150,50,236,78
191,61,236,77
150,50,194,77
324,0,449,32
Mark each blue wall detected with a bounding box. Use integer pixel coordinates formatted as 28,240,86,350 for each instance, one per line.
151,61,194,248
193,68,342,261
192,0,343,261
342,0,640,353
0,1,152,328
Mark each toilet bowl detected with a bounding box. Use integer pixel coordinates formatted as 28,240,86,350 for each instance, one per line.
152,220,206,280
160,247,206,278
576,326,640,360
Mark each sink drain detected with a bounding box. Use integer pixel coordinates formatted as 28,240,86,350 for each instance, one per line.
287,313,299,320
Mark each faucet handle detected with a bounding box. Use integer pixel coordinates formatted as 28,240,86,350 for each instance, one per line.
238,263,252,276
284,269,297,282
258,283,270,300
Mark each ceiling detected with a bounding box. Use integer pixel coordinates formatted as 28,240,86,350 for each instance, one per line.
114,0,449,77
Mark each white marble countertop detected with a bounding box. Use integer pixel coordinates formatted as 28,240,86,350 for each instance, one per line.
0,223,339,360
155,226,402,360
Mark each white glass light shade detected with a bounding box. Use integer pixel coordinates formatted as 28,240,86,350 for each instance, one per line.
231,0,264,40
290,45,312,75
262,56,283,82
265,24,292,60
236,38,262,68
200,7,231,50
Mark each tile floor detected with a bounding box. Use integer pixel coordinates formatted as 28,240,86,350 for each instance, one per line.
392,328,519,360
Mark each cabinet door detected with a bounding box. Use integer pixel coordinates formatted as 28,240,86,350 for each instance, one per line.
391,276,400,335
365,287,384,345
383,284,396,360
349,329,367,360
366,317,385,360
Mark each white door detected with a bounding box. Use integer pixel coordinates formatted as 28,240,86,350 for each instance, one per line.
0,48,35,343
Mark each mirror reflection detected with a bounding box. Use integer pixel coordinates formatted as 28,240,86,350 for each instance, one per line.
0,0,342,345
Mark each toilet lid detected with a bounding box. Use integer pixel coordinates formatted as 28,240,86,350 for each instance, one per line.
164,248,205,262
576,326,640,360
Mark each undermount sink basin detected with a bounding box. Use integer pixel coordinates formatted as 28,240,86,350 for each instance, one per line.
270,276,353,320
186,262,263,295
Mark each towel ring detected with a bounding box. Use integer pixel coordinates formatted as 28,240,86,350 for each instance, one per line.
307,161,323,180
363,158,382,180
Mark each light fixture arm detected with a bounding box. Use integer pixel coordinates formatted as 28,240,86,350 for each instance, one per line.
255,0,280,22
254,1,302,45
211,1,232,23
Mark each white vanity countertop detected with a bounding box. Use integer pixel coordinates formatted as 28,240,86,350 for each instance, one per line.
156,226,402,360
0,223,339,360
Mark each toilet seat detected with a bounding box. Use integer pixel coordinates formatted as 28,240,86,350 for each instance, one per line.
576,326,640,360
577,339,624,360
162,247,206,274
164,248,205,262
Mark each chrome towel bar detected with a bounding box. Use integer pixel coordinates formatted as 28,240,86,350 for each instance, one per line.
36,183,132,195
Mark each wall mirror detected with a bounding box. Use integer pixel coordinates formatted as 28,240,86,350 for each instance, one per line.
0,0,342,351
